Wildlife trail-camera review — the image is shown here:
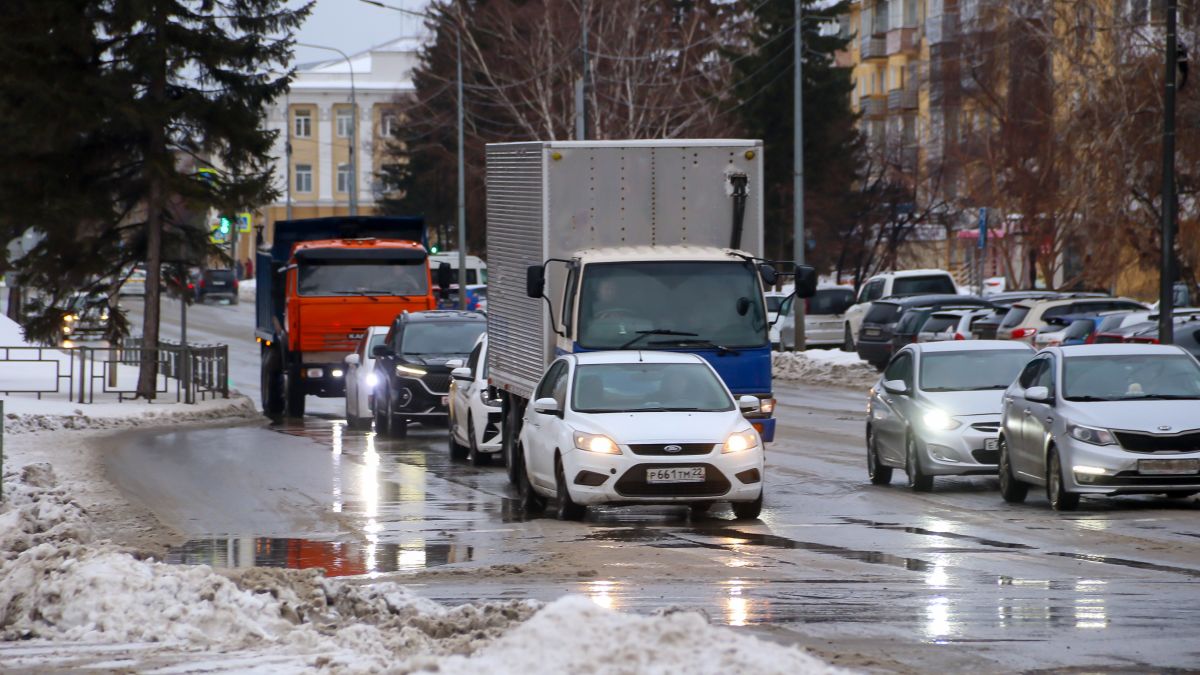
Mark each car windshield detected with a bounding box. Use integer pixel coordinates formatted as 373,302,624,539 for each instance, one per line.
400,321,485,356
576,261,767,349
809,288,855,315
571,362,734,413
1063,354,1200,401
920,349,1033,392
299,260,428,296
892,275,957,296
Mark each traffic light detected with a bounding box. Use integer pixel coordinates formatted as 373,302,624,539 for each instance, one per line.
430,244,440,254
218,216,232,234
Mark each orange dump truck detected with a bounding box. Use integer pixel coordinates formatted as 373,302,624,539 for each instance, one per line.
255,216,450,418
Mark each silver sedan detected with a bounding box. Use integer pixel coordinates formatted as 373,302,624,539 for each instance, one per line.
866,341,1035,491
998,344,1200,511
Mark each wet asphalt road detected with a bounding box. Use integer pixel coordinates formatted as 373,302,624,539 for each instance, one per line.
110,298,1200,672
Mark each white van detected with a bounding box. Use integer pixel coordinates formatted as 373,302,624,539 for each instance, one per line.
430,253,488,286
842,269,958,350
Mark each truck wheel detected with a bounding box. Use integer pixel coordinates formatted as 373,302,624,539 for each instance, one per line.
284,365,306,418
261,348,284,419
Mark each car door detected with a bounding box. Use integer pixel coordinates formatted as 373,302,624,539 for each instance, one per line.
524,360,569,487
1022,353,1058,483
346,337,364,416
453,341,483,441
1008,356,1049,479
874,351,915,465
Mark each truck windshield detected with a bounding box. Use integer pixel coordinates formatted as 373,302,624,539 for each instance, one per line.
298,260,428,297
576,261,767,349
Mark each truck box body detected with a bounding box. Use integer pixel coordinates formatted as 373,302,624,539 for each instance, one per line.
487,140,771,441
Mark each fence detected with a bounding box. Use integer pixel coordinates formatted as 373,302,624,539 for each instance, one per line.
0,339,228,404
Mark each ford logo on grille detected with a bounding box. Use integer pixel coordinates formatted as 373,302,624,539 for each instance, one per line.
1159,425,1173,431
663,444,682,454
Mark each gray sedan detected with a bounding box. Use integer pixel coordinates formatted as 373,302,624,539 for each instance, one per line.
866,341,1035,491
998,344,1200,511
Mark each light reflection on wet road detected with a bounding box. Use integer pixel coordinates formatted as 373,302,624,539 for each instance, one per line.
105,381,1200,671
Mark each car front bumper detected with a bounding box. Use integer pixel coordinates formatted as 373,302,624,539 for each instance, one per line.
916,416,1002,476
1059,439,1200,494
387,374,450,417
562,445,764,506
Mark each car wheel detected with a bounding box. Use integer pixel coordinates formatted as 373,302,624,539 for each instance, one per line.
447,417,467,459
517,444,546,514
842,324,855,352
468,415,489,466
867,427,893,485
374,392,390,435
1047,448,1080,512
555,458,586,521
732,492,764,520
998,436,1028,503
905,434,934,492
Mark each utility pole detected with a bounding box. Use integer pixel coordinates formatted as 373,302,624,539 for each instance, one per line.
578,0,589,140
792,0,807,351
456,28,467,308
285,94,293,221
1160,0,1179,344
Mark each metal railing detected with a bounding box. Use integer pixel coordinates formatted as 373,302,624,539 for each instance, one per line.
0,339,228,404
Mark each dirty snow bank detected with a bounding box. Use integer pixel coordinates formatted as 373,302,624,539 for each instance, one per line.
0,463,843,674
2,394,259,435
773,350,879,390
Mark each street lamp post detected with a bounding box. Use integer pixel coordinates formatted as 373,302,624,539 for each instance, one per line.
297,42,358,217
1160,1,1179,344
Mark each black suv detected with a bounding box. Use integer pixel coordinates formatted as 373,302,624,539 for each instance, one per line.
372,310,486,438
857,294,993,369
198,268,239,304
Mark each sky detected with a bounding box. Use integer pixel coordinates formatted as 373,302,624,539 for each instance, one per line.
289,0,430,67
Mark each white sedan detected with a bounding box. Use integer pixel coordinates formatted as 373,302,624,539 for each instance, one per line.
343,326,390,429
516,351,765,521
448,334,503,465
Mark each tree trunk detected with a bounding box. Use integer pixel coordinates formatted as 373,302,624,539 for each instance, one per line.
6,286,21,322
136,175,164,399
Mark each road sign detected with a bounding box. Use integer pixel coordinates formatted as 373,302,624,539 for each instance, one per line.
237,212,252,233
977,207,988,249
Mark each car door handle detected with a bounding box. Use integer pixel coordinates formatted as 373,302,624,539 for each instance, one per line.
1023,408,1032,415
1045,417,1054,425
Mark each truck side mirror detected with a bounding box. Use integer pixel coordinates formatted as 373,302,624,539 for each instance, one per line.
436,262,453,291
526,265,545,299
794,265,818,299
759,264,778,287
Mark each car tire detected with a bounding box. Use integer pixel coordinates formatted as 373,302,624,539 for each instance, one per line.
448,419,468,460
284,365,306,418
997,436,1028,503
1047,448,1080,512
732,492,764,520
517,445,546,514
555,458,586,521
503,401,522,486
842,324,855,352
374,392,390,436
867,427,893,485
905,434,934,492
468,415,489,466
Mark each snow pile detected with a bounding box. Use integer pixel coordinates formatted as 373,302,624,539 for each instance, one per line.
436,595,843,675
773,350,879,389
2,394,260,435
238,278,256,301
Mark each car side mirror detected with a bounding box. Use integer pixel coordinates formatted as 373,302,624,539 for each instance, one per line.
533,396,560,415
737,395,760,413
445,358,464,369
1025,385,1052,403
437,262,453,291
372,345,392,358
793,265,818,298
451,366,472,381
344,353,360,366
526,265,545,299
882,379,909,395
759,263,778,287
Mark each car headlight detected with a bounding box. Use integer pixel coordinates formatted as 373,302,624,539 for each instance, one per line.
922,409,961,430
1068,424,1115,446
395,364,426,376
63,314,77,323
758,398,776,415
574,432,621,455
722,429,760,453
480,389,502,407
365,372,379,388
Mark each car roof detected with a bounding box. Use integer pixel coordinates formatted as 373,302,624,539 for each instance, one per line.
877,294,990,308
1022,297,1144,310
396,310,485,323
569,350,706,365
871,269,953,279
1051,343,1189,357
909,340,1035,354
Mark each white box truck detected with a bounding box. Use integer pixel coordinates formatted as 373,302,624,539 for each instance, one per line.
485,140,815,484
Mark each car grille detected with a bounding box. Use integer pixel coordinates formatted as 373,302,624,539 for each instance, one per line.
1115,431,1200,454
614,463,731,497
629,443,715,456
971,422,1001,433
424,373,451,395
971,448,1000,464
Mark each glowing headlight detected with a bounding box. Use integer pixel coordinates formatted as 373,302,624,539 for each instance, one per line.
922,409,961,430
722,429,760,453
365,372,379,388
1068,424,1115,446
574,432,621,455
100,311,109,321
758,398,776,415
395,364,427,377
63,314,78,323
331,369,344,378
1073,465,1109,476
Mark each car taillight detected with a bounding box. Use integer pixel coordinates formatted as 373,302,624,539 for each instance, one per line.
233,279,239,289
1085,333,1097,344
1010,327,1037,339
1129,336,1160,344
187,283,194,290
200,279,206,288
953,332,965,340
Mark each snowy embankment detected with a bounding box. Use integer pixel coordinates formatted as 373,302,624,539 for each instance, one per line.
772,349,879,390
0,464,844,674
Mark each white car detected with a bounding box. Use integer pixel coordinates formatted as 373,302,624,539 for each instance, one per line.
515,351,766,521
842,269,958,350
917,308,993,342
448,334,503,465
343,326,390,429
765,291,791,346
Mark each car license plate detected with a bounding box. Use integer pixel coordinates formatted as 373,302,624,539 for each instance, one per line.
1138,459,1200,475
646,467,705,484
984,438,999,451
440,396,449,406
863,328,881,337
211,281,227,287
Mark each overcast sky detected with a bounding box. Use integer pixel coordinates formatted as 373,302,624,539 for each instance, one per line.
289,0,430,66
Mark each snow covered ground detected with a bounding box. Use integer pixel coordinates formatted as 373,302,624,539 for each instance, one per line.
0,462,844,674
772,350,879,390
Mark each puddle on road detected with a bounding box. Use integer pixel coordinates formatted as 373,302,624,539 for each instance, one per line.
166,536,474,577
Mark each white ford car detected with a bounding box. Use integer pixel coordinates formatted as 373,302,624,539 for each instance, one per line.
516,351,765,521
447,334,503,465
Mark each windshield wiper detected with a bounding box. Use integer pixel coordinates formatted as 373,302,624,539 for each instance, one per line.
1119,394,1200,400
325,290,385,301
619,329,698,350
1064,395,1118,402
648,338,739,355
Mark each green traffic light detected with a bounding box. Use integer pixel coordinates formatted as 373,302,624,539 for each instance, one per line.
219,216,231,234
430,245,440,254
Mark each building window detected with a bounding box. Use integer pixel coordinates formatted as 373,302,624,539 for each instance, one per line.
293,109,311,138
337,163,351,194
381,114,397,138
336,109,353,138
295,164,312,193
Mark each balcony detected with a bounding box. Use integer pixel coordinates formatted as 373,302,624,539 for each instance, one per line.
886,27,919,55
888,87,919,111
860,36,887,60
926,13,957,44
860,94,887,119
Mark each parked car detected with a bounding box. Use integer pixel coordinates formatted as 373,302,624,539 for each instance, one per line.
997,296,1147,344
765,291,791,347
119,266,147,297
842,270,959,350
866,341,1035,490
778,284,856,349
342,326,391,429
61,291,113,342
197,268,239,304
516,351,766,521
440,284,488,312
971,291,1064,340
998,344,1200,511
372,310,487,438
917,308,994,342
889,298,994,353
448,334,503,465
856,294,991,369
